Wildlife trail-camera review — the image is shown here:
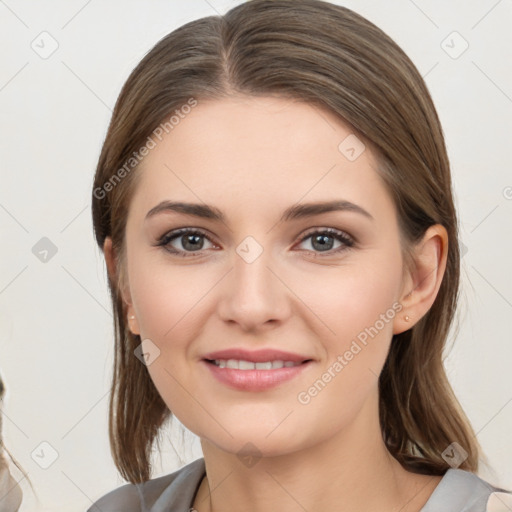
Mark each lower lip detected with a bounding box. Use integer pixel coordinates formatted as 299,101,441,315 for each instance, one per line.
202,360,312,391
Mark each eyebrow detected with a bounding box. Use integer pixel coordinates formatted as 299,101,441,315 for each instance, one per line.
145,199,374,223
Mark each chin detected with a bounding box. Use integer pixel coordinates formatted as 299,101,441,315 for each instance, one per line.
213,434,302,460
194,418,311,461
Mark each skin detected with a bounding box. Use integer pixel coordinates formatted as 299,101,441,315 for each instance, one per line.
104,95,448,512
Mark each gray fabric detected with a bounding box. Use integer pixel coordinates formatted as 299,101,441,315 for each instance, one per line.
87,458,205,512
420,468,510,512
87,457,511,512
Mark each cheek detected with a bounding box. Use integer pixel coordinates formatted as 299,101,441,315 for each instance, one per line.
127,257,214,424
128,252,214,340
290,256,402,404
290,262,401,433
291,257,402,350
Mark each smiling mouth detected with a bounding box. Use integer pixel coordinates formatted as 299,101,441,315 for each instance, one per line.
202,356,314,391
204,359,312,370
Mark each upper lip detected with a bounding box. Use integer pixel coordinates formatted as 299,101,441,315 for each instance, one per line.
202,348,312,363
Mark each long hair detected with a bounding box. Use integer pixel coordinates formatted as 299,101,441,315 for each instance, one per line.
91,0,482,484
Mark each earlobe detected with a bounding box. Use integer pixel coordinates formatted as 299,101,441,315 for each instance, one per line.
103,237,140,335
127,312,140,336
393,224,449,335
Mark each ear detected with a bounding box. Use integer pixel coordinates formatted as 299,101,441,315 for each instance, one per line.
393,224,449,335
103,236,140,335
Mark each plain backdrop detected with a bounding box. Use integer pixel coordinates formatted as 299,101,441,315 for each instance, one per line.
0,1,511,510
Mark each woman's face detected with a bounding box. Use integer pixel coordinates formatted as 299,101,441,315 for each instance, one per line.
121,95,411,457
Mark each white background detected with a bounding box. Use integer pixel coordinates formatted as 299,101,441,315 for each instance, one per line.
0,1,511,510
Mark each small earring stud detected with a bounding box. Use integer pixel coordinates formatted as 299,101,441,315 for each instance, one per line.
404,315,410,321
129,315,135,320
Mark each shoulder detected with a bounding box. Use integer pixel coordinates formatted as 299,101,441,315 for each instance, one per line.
421,468,512,512
86,457,205,512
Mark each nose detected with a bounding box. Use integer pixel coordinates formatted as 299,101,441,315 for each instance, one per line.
217,238,292,332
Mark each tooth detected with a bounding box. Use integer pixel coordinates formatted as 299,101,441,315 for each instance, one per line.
239,360,256,370
213,359,301,369
255,361,273,370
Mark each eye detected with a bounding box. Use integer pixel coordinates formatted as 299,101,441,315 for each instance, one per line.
295,227,354,255
155,226,355,258
156,228,217,257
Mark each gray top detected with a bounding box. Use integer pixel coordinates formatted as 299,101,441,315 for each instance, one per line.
87,458,511,512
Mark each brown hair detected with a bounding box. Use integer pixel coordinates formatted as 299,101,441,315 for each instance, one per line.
92,0,482,484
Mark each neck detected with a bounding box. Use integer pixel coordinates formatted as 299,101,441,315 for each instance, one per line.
192,393,442,512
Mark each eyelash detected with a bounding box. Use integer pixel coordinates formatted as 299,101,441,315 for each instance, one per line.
155,227,355,258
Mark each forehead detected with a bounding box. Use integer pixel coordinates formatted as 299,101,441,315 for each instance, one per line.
130,95,392,222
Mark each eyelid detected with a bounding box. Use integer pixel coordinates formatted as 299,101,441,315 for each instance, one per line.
292,227,355,256
295,226,355,245
157,227,218,250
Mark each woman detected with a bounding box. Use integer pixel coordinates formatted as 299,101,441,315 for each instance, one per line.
88,1,511,510
0,375,23,512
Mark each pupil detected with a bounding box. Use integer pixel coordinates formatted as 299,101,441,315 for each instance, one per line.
312,234,333,251
183,234,203,251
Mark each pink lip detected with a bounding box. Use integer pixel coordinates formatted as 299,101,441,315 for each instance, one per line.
201,348,314,391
